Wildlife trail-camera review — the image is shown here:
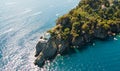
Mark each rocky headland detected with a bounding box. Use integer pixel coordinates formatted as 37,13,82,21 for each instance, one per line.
34,0,120,67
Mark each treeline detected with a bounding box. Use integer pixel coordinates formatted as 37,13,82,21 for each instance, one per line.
48,0,120,40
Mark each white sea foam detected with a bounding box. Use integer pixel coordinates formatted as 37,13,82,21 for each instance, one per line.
114,38,118,40
56,13,59,17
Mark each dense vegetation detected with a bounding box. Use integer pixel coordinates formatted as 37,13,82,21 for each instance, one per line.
48,0,120,44
34,0,120,67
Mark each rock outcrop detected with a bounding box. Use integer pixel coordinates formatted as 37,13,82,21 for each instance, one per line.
34,37,70,67
93,28,108,39
35,41,47,57
34,0,120,67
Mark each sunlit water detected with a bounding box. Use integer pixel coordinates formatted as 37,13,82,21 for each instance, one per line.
0,0,79,71
0,0,120,71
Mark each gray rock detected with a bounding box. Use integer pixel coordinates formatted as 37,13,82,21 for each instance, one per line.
43,37,58,59
34,52,45,67
58,40,69,54
34,37,58,67
35,41,47,57
72,37,84,46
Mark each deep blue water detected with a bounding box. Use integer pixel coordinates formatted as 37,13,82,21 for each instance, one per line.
0,0,120,71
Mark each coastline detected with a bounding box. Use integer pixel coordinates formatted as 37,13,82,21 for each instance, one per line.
34,0,120,67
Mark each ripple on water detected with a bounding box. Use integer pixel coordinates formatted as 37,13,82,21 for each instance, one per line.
4,0,120,71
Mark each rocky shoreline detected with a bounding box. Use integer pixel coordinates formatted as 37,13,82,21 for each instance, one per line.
34,0,120,67
34,31,119,67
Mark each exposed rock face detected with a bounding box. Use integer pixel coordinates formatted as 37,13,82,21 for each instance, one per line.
34,29,111,67
35,41,47,57
72,37,84,46
110,24,120,33
34,52,45,67
94,28,108,39
34,26,120,67
58,40,70,54
34,0,120,67
43,37,58,59
34,37,70,67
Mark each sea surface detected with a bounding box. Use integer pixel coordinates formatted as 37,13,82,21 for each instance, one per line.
0,0,120,71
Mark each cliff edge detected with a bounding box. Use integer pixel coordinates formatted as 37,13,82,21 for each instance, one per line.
34,0,120,67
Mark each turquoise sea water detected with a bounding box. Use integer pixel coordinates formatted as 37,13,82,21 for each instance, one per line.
0,0,120,71
46,35,120,71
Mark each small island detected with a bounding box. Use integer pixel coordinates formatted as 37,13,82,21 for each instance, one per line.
34,0,120,67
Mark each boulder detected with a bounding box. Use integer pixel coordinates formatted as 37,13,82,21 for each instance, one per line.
43,37,58,59
34,52,45,67
35,41,47,57
34,37,58,67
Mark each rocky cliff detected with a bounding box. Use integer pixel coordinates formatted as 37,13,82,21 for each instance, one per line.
34,0,120,67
